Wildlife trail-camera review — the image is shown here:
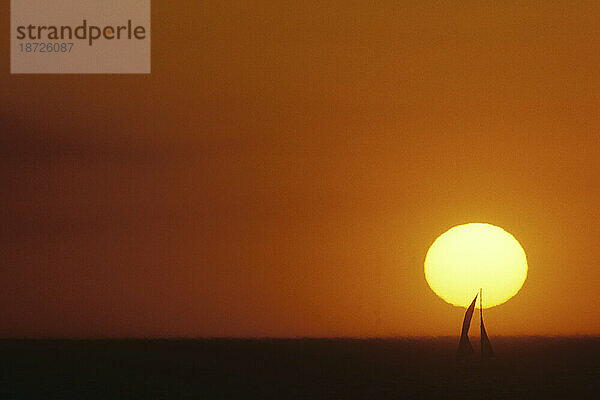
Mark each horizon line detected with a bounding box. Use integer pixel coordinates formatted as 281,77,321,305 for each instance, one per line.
1,334,598,341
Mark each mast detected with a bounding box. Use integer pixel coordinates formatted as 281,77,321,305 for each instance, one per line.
480,288,483,358
479,288,486,358
479,288,483,330
480,287,494,359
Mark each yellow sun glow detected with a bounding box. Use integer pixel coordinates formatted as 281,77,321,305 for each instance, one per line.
424,223,527,308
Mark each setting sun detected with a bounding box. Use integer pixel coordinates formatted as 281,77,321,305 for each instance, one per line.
424,223,528,309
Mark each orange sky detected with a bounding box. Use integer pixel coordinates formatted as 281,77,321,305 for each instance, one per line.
1,1,600,337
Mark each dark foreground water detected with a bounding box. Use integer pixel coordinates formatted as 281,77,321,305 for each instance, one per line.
0,337,598,399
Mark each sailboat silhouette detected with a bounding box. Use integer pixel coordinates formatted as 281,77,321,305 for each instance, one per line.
456,293,478,358
456,289,494,359
479,288,494,359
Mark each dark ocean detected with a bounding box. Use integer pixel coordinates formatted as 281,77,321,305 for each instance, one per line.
0,337,598,399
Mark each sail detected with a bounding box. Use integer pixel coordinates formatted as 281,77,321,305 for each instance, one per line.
480,289,494,359
456,294,478,358
480,318,494,358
